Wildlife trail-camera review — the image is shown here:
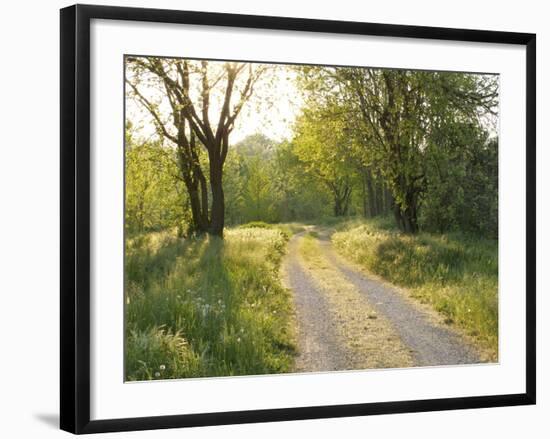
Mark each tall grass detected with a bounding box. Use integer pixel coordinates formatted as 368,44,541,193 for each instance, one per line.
332,219,498,359
125,227,296,381
238,220,305,238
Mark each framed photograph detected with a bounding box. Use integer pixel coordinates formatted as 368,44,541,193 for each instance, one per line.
60,4,536,434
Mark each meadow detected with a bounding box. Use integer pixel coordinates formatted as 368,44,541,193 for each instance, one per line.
125,225,296,380
124,57,499,377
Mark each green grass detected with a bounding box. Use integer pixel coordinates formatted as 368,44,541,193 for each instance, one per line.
125,227,296,381
238,220,306,239
332,218,498,360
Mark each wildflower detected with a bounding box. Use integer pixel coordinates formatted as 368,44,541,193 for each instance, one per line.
154,372,161,378
237,337,241,343
159,364,166,371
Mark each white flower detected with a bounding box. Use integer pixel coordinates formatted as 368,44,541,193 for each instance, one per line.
159,364,166,371
154,372,161,378
237,337,241,343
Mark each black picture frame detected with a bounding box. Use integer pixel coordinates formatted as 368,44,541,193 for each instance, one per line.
60,4,536,434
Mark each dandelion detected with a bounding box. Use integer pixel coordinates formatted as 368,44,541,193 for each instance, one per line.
159,364,166,371
154,372,161,378
237,337,241,343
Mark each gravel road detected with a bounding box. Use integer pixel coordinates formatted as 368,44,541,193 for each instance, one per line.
320,239,480,366
283,235,358,372
284,231,480,371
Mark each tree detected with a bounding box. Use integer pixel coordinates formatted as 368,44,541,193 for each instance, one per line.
126,57,264,237
299,67,498,233
292,105,358,217
421,122,498,236
223,134,279,224
125,124,186,235
271,140,332,221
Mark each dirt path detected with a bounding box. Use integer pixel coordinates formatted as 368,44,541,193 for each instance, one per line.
283,229,480,372
282,235,354,372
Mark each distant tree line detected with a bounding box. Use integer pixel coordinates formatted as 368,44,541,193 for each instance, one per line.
126,59,498,238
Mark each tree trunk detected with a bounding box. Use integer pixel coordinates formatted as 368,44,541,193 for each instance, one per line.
392,195,419,234
176,131,210,235
208,158,225,237
342,185,352,216
334,196,342,216
360,169,368,217
383,186,393,215
332,181,352,217
365,169,377,217
375,178,384,216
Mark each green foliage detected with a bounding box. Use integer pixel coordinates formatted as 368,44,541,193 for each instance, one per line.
296,67,498,235
125,227,296,380
333,218,498,358
125,127,187,235
224,134,283,224
125,60,501,373
421,127,498,237
291,104,358,216
223,134,334,224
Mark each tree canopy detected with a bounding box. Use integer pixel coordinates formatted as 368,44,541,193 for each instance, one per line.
126,58,498,238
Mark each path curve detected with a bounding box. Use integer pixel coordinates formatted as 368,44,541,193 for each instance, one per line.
284,230,480,372
318,236,480,366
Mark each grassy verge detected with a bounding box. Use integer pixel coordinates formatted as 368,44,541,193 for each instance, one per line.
125,227,296,381
238,220,306,238
332,219,498,360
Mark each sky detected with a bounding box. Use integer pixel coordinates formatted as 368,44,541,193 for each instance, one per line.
126,61,303,146
126,59,498,146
